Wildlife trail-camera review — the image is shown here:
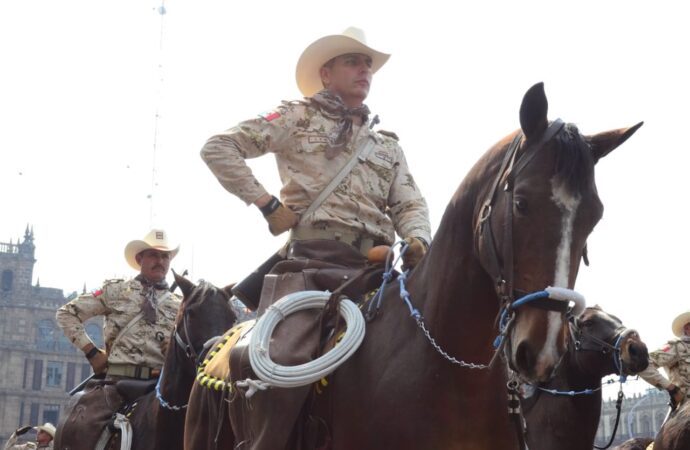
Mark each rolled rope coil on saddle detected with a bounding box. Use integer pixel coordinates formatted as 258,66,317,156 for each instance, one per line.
241,290,365,397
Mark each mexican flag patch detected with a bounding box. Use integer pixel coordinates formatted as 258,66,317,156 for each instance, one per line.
259,110,281,122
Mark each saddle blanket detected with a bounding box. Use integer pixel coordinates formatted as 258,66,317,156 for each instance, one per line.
197,320,255,391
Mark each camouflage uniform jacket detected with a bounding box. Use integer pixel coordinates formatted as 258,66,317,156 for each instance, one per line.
640,338,690,396
201,98,431,245
56,279,181,368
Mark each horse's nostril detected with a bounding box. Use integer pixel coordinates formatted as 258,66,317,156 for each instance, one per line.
515,341,536,375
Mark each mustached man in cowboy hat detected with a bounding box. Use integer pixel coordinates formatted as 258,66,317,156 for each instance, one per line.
195,26,431,450
640,310,690,413
54,229,181,448
3,423,55,449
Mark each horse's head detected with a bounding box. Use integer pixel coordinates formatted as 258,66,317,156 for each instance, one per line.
571,305,648,376
172,271,237,367
476,82,643,382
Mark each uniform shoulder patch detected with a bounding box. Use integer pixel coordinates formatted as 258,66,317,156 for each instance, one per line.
100,278,124,291
259,110,281,122
377,129,399,141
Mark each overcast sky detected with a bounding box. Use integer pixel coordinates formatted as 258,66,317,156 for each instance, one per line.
1,0,688,398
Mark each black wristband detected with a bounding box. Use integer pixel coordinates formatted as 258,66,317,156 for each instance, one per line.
85,347,100,360
416,237,430,250
259,196,282,216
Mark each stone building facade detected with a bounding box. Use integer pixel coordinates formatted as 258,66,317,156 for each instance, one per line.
596,386,672,446
0,227,102,446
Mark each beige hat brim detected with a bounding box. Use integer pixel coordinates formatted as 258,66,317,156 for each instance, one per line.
34,423,56,438
124,240,179,270
672,311,690,337
296,34,390,97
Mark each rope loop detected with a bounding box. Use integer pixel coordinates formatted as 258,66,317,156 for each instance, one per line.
241,291,366,394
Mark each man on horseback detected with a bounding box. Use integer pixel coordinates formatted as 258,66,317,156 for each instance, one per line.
198,26,431,449
639,310,690,411
201,26,431,277
3,423,55,449
54,229,182,448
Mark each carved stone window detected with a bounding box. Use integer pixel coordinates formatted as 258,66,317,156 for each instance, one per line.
37,319,55,351
1,269,12,291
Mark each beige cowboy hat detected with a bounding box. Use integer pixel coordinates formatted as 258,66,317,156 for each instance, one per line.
124,229,179,270
34,423,56,438
295,26,390,97
672,311,690,337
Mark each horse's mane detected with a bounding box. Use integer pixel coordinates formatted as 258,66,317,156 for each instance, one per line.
553,123,594,194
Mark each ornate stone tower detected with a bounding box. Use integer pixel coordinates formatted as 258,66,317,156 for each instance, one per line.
0,225,36,302
0,226,102,446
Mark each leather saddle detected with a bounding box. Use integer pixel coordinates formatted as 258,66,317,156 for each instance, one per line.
115,379,158,404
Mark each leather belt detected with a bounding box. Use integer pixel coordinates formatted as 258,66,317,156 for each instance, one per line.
107,364,155,380
289,228,379,256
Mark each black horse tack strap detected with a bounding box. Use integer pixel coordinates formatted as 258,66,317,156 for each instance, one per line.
476,119,565,306
507,378,528,450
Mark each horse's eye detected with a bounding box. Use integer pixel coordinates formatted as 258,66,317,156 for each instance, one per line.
514,198,528,213
580,320,592,328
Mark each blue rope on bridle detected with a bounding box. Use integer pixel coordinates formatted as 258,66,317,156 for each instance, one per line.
155,367,188,411
365,240,408,320
365,241,585,372
537,377,622,396
494,291,551,349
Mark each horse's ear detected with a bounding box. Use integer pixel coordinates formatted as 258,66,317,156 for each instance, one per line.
519,82,549,140
587,121,643,163
173,269,195,298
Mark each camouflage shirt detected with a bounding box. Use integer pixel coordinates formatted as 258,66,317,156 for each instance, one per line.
56,279,181,368
640,338,690,395
201,98,431,245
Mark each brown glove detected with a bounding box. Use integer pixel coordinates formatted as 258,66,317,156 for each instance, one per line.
258,195,299,236
402,237,428,271
265,204,298,236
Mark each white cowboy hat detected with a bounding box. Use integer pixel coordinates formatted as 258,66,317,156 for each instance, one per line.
124,229,179,270
34,423,56,438
672,311,690,337
295,26,390,97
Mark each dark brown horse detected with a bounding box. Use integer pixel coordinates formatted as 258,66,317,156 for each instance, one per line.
55,273,236,450
186,82,643,449
652,398,690,450
521,305,649,450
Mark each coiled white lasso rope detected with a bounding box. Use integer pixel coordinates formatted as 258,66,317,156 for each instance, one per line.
244,290,365,396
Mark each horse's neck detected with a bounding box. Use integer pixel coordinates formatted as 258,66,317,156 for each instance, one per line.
160,338,196,406
408,185,498,348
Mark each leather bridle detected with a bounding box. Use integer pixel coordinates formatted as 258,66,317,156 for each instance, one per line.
174,306,201,363
476,118,570,314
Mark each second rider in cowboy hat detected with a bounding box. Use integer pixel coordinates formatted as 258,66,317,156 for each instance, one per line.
640,310,690,412
54,229,182,447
